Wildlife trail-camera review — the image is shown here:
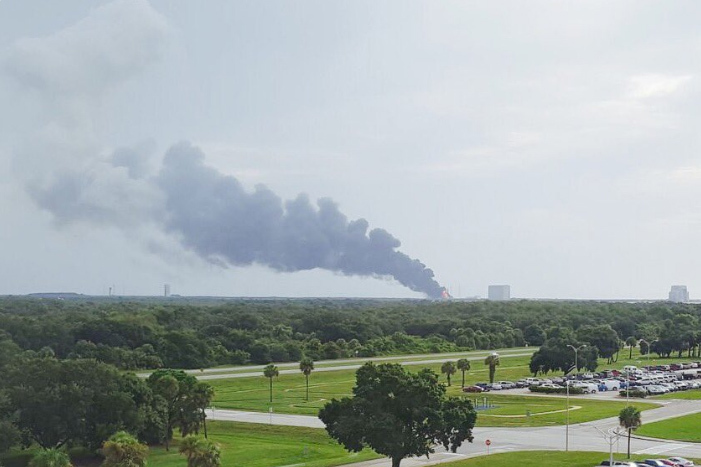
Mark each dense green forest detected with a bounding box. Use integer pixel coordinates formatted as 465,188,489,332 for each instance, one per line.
1,296,700,463
0,297,699,370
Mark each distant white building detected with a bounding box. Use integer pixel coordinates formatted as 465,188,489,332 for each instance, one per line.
668,285,689,303
488,285,511,301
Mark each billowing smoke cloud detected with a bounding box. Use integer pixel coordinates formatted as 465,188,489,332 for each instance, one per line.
157,142,444,297
2,0,445,298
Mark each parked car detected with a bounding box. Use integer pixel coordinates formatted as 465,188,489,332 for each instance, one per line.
599,461,638,466
655,460,680,467
599,380,620,391
645,385,667,395
573,382,598,393
667,457,695,466
643,460,668,466
486,383,503,390
497,381,516,389
462,385,487,393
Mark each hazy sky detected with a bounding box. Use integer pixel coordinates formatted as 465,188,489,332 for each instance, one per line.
1,1,700,299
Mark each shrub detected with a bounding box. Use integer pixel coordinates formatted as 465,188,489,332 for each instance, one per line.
101,431,148,467
29,449,72,467
179,436,221,467
619,389,647,398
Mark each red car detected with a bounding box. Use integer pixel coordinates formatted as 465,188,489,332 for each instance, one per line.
463,385,488,393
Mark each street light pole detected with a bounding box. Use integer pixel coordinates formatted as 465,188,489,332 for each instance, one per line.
639,339,659,365
565,344,586,452
567,344,587,375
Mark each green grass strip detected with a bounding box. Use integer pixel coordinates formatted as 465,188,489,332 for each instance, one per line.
635,411,701,442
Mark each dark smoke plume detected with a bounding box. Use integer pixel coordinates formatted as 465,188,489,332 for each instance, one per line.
3,0,445,298
157,142,445,298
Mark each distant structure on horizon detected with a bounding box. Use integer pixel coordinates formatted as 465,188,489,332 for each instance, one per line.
164,284,171,297
488,285,510,301
668,285,689,303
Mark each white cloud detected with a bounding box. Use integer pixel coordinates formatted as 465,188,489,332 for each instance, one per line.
628,74,692,100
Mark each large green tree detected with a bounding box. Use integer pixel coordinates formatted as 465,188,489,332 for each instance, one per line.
147,370,214,450
319,363,477,467
618,406,642,459
577,325,621,363
4,358,156,450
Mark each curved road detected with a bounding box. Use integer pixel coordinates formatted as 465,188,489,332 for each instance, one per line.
207,398,701,466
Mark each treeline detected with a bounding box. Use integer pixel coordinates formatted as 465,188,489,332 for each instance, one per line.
0,297,700,370
0,349,214,463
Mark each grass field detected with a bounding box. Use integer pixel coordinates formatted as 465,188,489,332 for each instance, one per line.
209,354,537,416
148,421,380,467
209,349,697,415
652,388,701,400
466,395,656,427
208,351,660,426
442,451,701,467
635,411,701,442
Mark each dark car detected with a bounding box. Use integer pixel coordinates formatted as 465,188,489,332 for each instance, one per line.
462,385,488,393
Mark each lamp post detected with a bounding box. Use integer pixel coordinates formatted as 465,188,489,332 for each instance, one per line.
567,344,587,375
638,339,659,365
565,344,586,452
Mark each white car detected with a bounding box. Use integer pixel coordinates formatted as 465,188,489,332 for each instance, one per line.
573,382,598,393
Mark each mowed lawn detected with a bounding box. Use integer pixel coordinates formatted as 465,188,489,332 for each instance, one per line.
209,354,659,427
652,388,701,400
635,411,701,442
464,395,656,427
443,451,701,467
148,421,380,467
209,354,535,416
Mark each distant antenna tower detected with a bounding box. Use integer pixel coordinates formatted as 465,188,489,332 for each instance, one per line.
164,283,171,297
108,286,112,297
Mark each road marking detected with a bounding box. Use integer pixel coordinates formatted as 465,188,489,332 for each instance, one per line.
634,443,687,455
482,405,582,418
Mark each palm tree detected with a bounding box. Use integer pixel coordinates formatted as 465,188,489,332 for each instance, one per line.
625,336,637,360
619,406,642,458
456,359,471,388
193,383,215,439
299,357,315,402
263,364,279,403
440,361,457,386
102,431,148,467
179,436,221,467
484,353,500,384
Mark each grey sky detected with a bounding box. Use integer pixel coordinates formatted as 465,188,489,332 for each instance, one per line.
1,1,700,299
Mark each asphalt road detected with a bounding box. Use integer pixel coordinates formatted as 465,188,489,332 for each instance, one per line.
184,349,532,381
207,398,701,466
